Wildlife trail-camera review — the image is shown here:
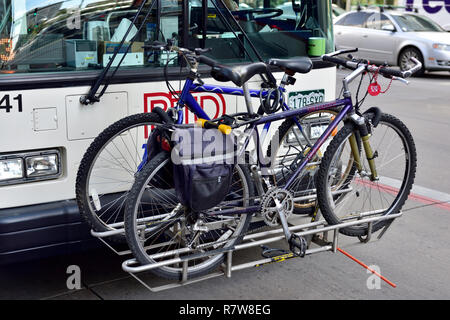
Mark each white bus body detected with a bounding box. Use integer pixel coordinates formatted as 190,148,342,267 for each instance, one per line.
0,0,336,264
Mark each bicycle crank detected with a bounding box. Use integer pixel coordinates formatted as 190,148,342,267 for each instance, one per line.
261,187,307,257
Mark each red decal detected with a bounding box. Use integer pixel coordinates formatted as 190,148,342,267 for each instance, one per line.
143,91,226,138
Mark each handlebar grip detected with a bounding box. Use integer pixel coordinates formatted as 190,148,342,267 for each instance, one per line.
378,68,404,78
322,55,355,70
196,118,232,135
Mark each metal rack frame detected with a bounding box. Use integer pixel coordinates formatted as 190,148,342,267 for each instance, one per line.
90,209,402,293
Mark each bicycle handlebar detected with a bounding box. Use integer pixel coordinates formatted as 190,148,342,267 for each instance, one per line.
146,40,277,87
144,40,224,70
198,55,219,68
322,49,422,79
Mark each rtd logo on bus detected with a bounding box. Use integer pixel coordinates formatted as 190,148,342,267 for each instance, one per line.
405,0,450,13
143,91,226,138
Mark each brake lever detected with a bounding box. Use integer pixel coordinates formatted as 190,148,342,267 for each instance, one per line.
392,76,409,85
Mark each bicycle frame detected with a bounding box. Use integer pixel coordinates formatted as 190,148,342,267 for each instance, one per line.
172,76,355,217
175,78,273,123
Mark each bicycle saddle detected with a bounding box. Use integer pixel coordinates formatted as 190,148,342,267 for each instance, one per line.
211,62,270,87
267,57,313,74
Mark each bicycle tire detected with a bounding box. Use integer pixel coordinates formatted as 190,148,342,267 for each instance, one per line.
76,112,162,241
316,112,417,237
124,151,254,280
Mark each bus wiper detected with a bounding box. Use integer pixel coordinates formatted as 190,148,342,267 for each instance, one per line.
80,0,157,105
211,0,277,86
212,0,264,63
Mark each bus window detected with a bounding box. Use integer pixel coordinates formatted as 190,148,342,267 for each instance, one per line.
1,0,333,75
188,0,333,63
0,0,182,75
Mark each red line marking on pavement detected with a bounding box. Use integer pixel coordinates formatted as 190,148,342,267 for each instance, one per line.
406,192,450,211
354,178,450,211
337,247,397,288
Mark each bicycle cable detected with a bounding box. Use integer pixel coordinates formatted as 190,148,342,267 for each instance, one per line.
163,53,181,101
355,70,374,112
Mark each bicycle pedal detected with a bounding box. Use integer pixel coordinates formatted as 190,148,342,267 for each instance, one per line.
289,234,307,258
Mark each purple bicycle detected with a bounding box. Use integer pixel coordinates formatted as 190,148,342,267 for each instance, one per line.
123,42,421,280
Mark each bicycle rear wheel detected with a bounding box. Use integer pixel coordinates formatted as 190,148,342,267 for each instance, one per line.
124,152,254,280
76,112,162,240
316,112,417,237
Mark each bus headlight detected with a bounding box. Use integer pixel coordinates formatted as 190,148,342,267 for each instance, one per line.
25,154,59,177
0,158,24,181
0,149,61,185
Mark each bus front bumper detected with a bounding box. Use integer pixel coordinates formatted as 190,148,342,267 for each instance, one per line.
0,200,100,265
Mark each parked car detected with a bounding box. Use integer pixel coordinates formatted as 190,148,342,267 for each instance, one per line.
334,8,450,74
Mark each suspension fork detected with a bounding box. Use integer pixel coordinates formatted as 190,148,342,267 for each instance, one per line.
348,114,379,181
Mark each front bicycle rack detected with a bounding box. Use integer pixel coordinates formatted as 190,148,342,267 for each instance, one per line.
90,210,402,292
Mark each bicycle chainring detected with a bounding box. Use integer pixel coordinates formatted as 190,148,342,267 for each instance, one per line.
260,187,294,227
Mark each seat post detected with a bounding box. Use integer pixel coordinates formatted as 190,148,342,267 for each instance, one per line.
242,82,255,115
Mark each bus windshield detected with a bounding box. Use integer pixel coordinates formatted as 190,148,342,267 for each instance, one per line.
0,0,333,75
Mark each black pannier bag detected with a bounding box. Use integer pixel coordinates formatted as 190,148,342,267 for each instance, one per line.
172,126,236,212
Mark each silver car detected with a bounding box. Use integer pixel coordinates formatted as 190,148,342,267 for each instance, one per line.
334,9,450,74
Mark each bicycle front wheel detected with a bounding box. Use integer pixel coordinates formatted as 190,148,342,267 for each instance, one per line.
316,112,417,237
124,152,254,280
76,112,162,240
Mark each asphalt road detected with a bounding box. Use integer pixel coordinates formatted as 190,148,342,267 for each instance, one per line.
1,71,449,301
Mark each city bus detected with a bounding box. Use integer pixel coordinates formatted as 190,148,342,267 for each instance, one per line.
0,0,336,264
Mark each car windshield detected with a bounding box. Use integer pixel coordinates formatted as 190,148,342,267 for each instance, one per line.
392,14,444,32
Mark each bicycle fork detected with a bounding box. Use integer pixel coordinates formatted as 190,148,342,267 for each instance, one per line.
348,113,379,181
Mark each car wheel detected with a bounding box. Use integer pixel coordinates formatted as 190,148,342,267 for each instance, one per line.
399,47,425,76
